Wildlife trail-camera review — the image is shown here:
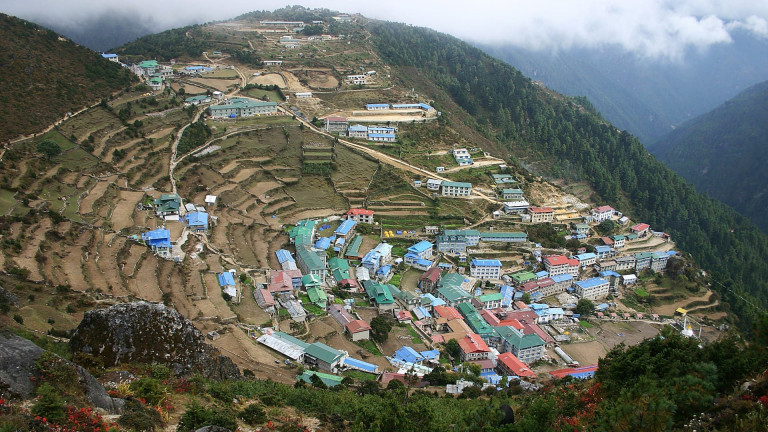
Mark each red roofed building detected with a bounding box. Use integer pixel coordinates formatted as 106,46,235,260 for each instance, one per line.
419,267,442,293
480,309,501,326
396,310,412,323
601,236,614,246
268,269,302,293
497,352,535,378
631,223,650,236
549,364,599,379
345,319,371,341
591,205,615,223
543,255,580,277
345,208,374,224
528,206,554,223
458,333,491,361
433,305,463,321
505,309,539,325
522,323,555,346
325,116,349,133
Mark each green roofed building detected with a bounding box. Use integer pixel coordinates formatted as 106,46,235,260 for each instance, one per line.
511,271,537,285
496,326,545,363
477,292,503,309
209,97,277,118
457,302,495,338
306,285,328,309
437,285,472,307
296,245,327,279
304,342,346,372
298,370,344,387
344,235,363,259
438,272,466,289
362,280,395,311
479,232,527,243
289,220,316,246
153,193,180,217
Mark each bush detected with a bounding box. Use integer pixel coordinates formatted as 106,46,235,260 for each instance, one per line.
31,383,66,423
129,378,166,406
13,314,23,324
239,403,267,426
177,402,237,432
118,398,163,431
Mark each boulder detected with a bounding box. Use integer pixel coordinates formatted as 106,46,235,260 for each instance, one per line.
0,332,124,413
70,302,240,380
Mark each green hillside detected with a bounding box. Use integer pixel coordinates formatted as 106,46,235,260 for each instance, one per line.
0,14,135,142
651,81,768,233
369,21,768,327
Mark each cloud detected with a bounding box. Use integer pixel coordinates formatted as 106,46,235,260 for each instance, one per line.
2,0,767,60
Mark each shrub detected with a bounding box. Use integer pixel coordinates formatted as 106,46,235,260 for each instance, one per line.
177,402,237,432
118,398,163,431
31,383,66,423
129,378,167,406
239,403,267,426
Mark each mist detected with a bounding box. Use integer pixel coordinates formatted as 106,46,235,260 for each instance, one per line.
3,0,767,60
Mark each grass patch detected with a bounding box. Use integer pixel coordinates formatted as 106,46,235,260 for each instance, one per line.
634,287,650,298
579,321,594,328
356,339,382,356
57,147,99,171
342,370,377,381
298,294,325,315
242,88,284,102
355,300,369,307
0,189,18,215
406,326,422,344
389,273,402,287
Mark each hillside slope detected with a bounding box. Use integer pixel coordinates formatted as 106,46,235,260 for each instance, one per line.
0,14,135,142
651,81,768,233
369,21,768,326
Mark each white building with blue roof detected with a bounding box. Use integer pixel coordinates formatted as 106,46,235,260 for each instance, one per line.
470,259,502,280
334,219,357,238
365,103,389,110
184,211,209,232
347,124,368,138
573,277,610,300
140,228,172,258
594,245,614,259
404,240,434,265
574,252,597,268
101,53,119,62
218,272,238,299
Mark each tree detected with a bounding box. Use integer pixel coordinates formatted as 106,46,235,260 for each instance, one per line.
521,292,531,304
370,316,393,343
36,139,61,160
576,298,595,316
444,338,461,360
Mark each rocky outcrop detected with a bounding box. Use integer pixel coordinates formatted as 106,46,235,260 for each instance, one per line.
69,302,240,380
0,332,124,413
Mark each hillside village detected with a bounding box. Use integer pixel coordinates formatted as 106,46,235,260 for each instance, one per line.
0,12,724,396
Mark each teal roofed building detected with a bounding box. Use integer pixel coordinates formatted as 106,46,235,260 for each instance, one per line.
296,245,327,279
328,257,350,282
438,272,466,289
209,97,277,118
289,219,316,246
362,280,395,311
437,285,472,307
511,271,538,285
496,326,545,363
306,285,328,309
298,370,344,387
304,342,346,372
457,302,495,337
153,193,180,217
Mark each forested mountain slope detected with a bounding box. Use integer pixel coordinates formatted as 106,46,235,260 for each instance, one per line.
369,21,768,328
651,81,768,234
0,14,135,142
479,36,768,144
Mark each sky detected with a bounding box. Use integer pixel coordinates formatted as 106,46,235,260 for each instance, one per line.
3,0,768,60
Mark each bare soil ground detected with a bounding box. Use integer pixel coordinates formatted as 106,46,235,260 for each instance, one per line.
250,73,286,88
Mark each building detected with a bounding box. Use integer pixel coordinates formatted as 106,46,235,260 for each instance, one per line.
368,133,396,142
209,98,277,118
479,232,527,243
404,240,434,265
437,229,480,254
615,255,636,271
504,200,530,214
497,326,545,363
419,267,442,293
268,269,302,293
362,280,396,312
477,293,503,310
452,148,473,166
500,188,524,200
426,179,442,191
592,205,615,223
345,208,374,224
347,124,367,138
304,342,346,373
458,333,491,361
511,271,538,285
296,245,327,279
546,274,574,297
528,207,555,223
153,194,181,218
141,228,171,258
573,277,610,300
365,103,389,110
650,251,670,272
345,320,371,341
185,95,211,105
183,211,208,232
609,235,626,248
631,223,651,237
574,252,597,268
441,181,472,197
470,259,502,280
324,116,349,133
496,352,535,378
594,245,614,259
437,285,473,307
295,92,313,98
573,223,590,236
101,53,119,62
334,219,357,239
218,272,237,299
635,252,652,271
543,255,580,277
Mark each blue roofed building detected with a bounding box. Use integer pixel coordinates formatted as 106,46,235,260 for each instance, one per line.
218,272,237,299
184,211,209,232
276,249,295,264
366,103,390,110
594,245,614,259
368,133,396,142
394,346,425,364
500,285,515,306
470,259,502,280
334,219,357,238
573,277,610,300
141,228,172,258
314,237,332,251
574,252,597,268
101,53,119,62
347,124,368,138
405,240,434,265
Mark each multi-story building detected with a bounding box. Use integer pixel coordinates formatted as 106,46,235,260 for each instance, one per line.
441,181,472,197
504,200,530,214
345,208,374,224
543,255,580,277
591,205,615,223
528,207,555,223
501,188,524,200
458,333,491,362
573,277,610,300
470,259,502,280
436,229,480,253
209,98,277,118
324,116,349,133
